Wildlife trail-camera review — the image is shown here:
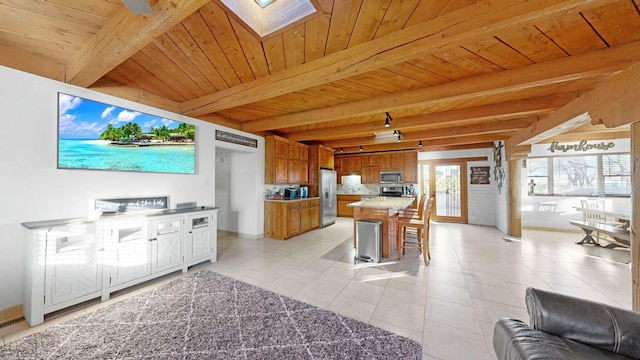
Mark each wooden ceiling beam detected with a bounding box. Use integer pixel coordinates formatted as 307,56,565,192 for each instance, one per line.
588,61,640,128
241,40,640,132
326,132,515,149
540,129,630,142
505,61,640,160
182,0,618,117
337,142,496,155
402,118,538,141
66,0,210,87
286,94,574,142
90,81,182,114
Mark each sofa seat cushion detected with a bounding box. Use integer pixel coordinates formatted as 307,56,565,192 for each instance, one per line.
494,318,633,360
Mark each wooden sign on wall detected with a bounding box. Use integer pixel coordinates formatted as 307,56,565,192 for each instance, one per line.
215,130,257,148
470,166,491,184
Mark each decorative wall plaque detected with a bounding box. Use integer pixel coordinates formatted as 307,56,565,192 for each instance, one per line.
470,166,491,184
215,130,258,148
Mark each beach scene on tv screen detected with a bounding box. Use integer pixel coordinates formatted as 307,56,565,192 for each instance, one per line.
58,93,196,174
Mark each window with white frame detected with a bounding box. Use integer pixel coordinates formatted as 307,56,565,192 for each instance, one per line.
526,153,631,196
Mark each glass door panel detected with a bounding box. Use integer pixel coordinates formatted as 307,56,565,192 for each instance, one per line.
434,164,461,220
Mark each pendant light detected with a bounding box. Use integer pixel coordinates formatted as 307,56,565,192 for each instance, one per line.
384,112,392,127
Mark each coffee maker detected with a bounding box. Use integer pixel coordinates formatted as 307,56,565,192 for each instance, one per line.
300,186,309,198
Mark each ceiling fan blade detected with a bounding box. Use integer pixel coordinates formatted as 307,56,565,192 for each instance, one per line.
122,0,153,14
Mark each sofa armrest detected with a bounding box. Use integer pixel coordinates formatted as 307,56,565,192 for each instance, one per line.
493,318,632,360
525,287,640,358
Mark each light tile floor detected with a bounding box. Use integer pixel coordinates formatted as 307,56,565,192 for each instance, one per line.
1,218,632,360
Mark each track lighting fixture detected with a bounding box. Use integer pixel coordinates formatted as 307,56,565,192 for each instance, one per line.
359,145,363,152
393,130,398,136
384,112,392,127
395,130,402,142
340,147,344,153
418,140,423,147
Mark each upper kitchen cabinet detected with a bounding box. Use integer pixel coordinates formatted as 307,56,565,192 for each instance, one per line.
265,135,309,184
309,145,335,197
403,151,418,183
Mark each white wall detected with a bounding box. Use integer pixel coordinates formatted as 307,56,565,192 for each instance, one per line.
0,66,263,312
215,151,232,230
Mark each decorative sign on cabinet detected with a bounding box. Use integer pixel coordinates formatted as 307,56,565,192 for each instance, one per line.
22,208,218,326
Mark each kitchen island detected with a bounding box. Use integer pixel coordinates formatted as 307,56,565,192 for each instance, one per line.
347,197,415,259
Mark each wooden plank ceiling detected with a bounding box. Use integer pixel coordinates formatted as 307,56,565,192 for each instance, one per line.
1,0,639,154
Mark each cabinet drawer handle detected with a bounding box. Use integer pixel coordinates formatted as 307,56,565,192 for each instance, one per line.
148,237,157,242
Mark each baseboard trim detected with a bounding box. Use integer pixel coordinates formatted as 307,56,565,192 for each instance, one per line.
0,305,24,328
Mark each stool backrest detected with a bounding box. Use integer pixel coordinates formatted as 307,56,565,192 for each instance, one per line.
415,193,426,218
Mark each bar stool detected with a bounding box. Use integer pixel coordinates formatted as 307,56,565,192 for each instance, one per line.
398,193,425,240
397,197,433,265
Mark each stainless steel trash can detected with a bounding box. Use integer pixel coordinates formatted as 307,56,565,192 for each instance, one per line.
355,220,382,262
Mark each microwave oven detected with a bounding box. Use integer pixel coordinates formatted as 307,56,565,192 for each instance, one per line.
380,171,402,184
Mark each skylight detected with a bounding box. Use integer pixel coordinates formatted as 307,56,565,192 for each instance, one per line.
255,0,275,7
222,0,316,37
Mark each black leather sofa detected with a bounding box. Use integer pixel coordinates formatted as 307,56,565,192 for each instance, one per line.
493,287,640,360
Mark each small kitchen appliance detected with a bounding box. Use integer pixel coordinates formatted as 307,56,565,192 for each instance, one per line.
380,186,403,197
284,188,298,200
300,186,309,199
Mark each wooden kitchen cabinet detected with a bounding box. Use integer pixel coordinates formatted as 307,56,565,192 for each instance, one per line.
350,156,362,175
337,195,361,217
300,200,311,232
379,154,391,171
391,153,403,170
309,145,335,197
362,165,380,184
309,199,320,229
287,201,301,237
264,199,320,240
403,151,418,183
265,135,309,184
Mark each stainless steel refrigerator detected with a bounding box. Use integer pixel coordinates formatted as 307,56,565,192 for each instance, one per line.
319,168,337,227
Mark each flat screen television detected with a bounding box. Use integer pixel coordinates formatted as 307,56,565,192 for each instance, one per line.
57,92,196,174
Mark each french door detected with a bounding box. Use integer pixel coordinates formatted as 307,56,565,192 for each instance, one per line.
419,161,467,223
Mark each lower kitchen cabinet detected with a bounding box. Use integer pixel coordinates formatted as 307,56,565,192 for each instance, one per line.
337,195,361,217
22,208,218,326
264,198,320,240
309,199,320,229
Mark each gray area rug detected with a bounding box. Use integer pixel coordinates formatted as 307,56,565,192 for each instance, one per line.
1,271,422,359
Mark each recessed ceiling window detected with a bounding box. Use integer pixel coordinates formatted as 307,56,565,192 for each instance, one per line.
255,0,275,7
222,0,316,37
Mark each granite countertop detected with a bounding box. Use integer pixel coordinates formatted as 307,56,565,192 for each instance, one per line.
264,197,320,202
346,196,415,210
22,206,219,230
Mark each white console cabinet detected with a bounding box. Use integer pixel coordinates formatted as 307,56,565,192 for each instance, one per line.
186,212,217,267
23,208,218,326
